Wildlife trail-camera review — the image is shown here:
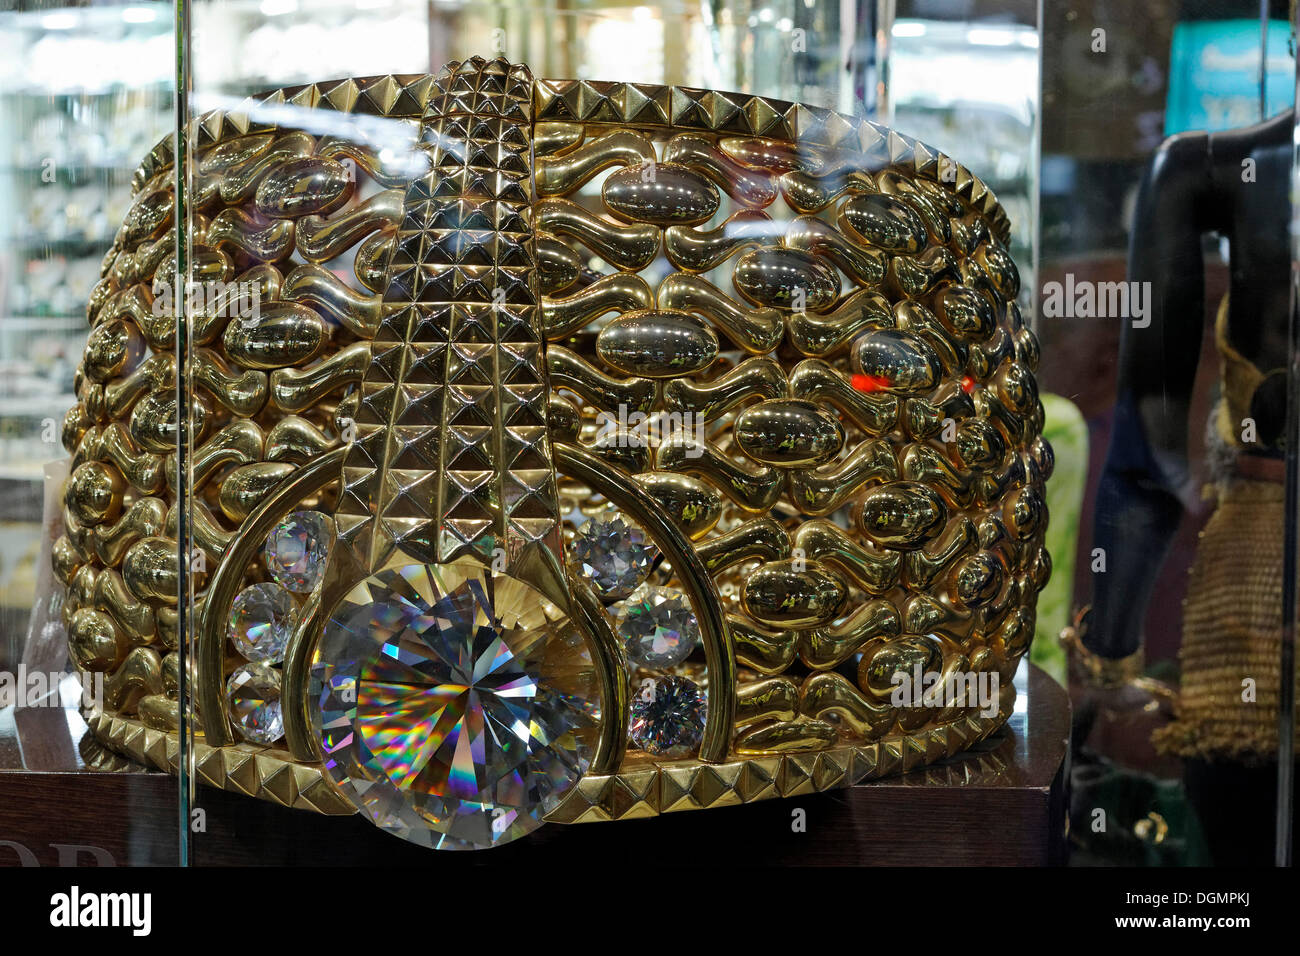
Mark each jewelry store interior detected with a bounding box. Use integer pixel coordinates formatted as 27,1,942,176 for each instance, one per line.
0,0,1295,871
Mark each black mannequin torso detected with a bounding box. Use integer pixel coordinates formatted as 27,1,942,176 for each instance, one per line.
1089,108,1292,659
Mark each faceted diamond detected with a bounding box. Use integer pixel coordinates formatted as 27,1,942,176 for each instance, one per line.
615,585,699,669
228,582,295,663
225,662,284,744
311,559,598,850
628,674,707,758
568,514,658,599
264,510,332,593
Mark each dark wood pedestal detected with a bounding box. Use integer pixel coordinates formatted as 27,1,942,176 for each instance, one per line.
0,663,1069,866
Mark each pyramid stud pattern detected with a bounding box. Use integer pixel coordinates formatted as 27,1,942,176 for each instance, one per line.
334,57,560,575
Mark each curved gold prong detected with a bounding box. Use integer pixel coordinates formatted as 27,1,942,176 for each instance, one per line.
218,462,297,522
94,569,156,644
354,230,395,293
728,613,797,675
105,352,173,421
207,207,295,262
282,262,382,339
121,535,182,606
296,188,404,262
533,121,584,158
547,345,656,414
102,647,164,714
193,348,268,417
792,518,902,595
317,133,426,188
536,129,655,195
542,273,651,339
735,677,798,727
556,442,735,764
168,499,234,561
799,599,901,670
800,671,895,739
168,419,264,492
536,198,659,271
786,288,893,357
662,356,786,423
97,422,165,493
631,471,723,540
655,434,783,514
788,358,900,435
695,517,790,572
265,415,333,462
270,341,371,412
734,719,837,754
891,246,961,298
204,448,347,749
194,263,284,346
93,496,167,567
664,210,771,273
788,438,898,516
779,167,874,213
657,272,783,354
664,133,778,207
217,131,314,204
785,215,886,286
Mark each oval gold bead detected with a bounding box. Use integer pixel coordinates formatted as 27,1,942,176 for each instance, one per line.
978,242,1020,300
740,559,847,627
84,318,144,383
595,309,718,377
952,552,1004,608
735,719,837,754
632,471,723,539
852,330,941,393
121,536,182,605
222,302,327,369
129,389,207,454
840,193,927,253
537,234,582,294
732,247,839,312
1004,486,1047,541
857,482,947,550
69,607,122,672
198,132,274,175
955,418,1006,471
254,156,353,218
602,162,720,226
858,635,943,698
121,185,173,245
52,535,83,586
65,461,125,528
734,399,844,467
935,284,996,341
217,461,296,522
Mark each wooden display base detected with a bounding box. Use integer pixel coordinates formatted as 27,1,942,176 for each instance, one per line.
0,663,1069,866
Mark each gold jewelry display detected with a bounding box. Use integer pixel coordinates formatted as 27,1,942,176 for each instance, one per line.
58,56,1050,850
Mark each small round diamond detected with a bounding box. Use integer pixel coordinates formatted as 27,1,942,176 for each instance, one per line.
615,585,699,669
628,674,707,758
264,510,332,593
569,514,658,599
225,662,284,744
228,582,295,663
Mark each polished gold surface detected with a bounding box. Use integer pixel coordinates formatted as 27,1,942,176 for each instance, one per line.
63,59,1047,844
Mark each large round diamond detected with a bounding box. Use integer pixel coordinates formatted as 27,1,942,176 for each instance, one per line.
310,560,597,850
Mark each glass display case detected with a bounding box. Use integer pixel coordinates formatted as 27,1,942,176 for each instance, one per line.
0,0,1295,885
